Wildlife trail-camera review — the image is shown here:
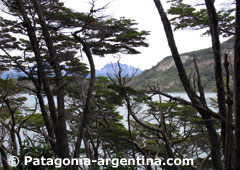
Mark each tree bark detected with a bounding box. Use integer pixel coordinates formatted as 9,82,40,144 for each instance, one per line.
36,91,56,151
72,33,96,160
153,1,223,170
32,0,70,161
0,145,10,170
3,98,18,155
204,0,227,154
224,54,233,170
15,0,70,163
233,1,240,169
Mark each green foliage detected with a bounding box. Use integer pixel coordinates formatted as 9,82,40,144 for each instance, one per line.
0,79,23,96
24,113,46,128
167,0,235,37
108,84,147,100
130,99,211,168
0,78,28,124
0,0,221,169
85,17,150,56
0,0,149,90
16,141,66,170
168,1,208,30
94,77,124,106
89,78,134,153
99,124,133,153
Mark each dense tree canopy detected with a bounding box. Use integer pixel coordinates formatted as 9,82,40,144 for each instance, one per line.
0,0,239,170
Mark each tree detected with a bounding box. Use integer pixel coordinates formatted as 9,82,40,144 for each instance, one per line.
0,78,37,170
152,0,239,170
167,0,235,37
0,0,148,169
107,67,212,169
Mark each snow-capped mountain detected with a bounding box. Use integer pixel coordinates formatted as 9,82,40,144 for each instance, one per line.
96,63,142,77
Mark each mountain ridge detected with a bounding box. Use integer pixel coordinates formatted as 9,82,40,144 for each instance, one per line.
131,38,234,91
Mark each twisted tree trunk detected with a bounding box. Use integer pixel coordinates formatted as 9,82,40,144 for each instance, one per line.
153,1,223,170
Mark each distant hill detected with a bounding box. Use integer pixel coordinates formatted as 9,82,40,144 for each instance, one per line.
96,63,142,77
130,38,234,92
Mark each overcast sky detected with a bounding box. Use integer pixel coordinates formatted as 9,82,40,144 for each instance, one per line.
62,0,229,70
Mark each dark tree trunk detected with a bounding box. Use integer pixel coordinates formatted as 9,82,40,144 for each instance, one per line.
3,97,18,155
0,145,10,170
72,33,96,159
204,0,227,154
233,1,240,170
153,1,223,170
224,54,233,170
32,0,71,163
36,91,56,151
15,0,70,164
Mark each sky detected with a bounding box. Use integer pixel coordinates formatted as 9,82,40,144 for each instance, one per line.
62,0,230,71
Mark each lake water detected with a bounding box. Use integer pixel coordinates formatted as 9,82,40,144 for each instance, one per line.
117,92,217,126
20,92,217,127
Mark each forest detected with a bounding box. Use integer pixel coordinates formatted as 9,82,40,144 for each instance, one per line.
0,0,239,170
